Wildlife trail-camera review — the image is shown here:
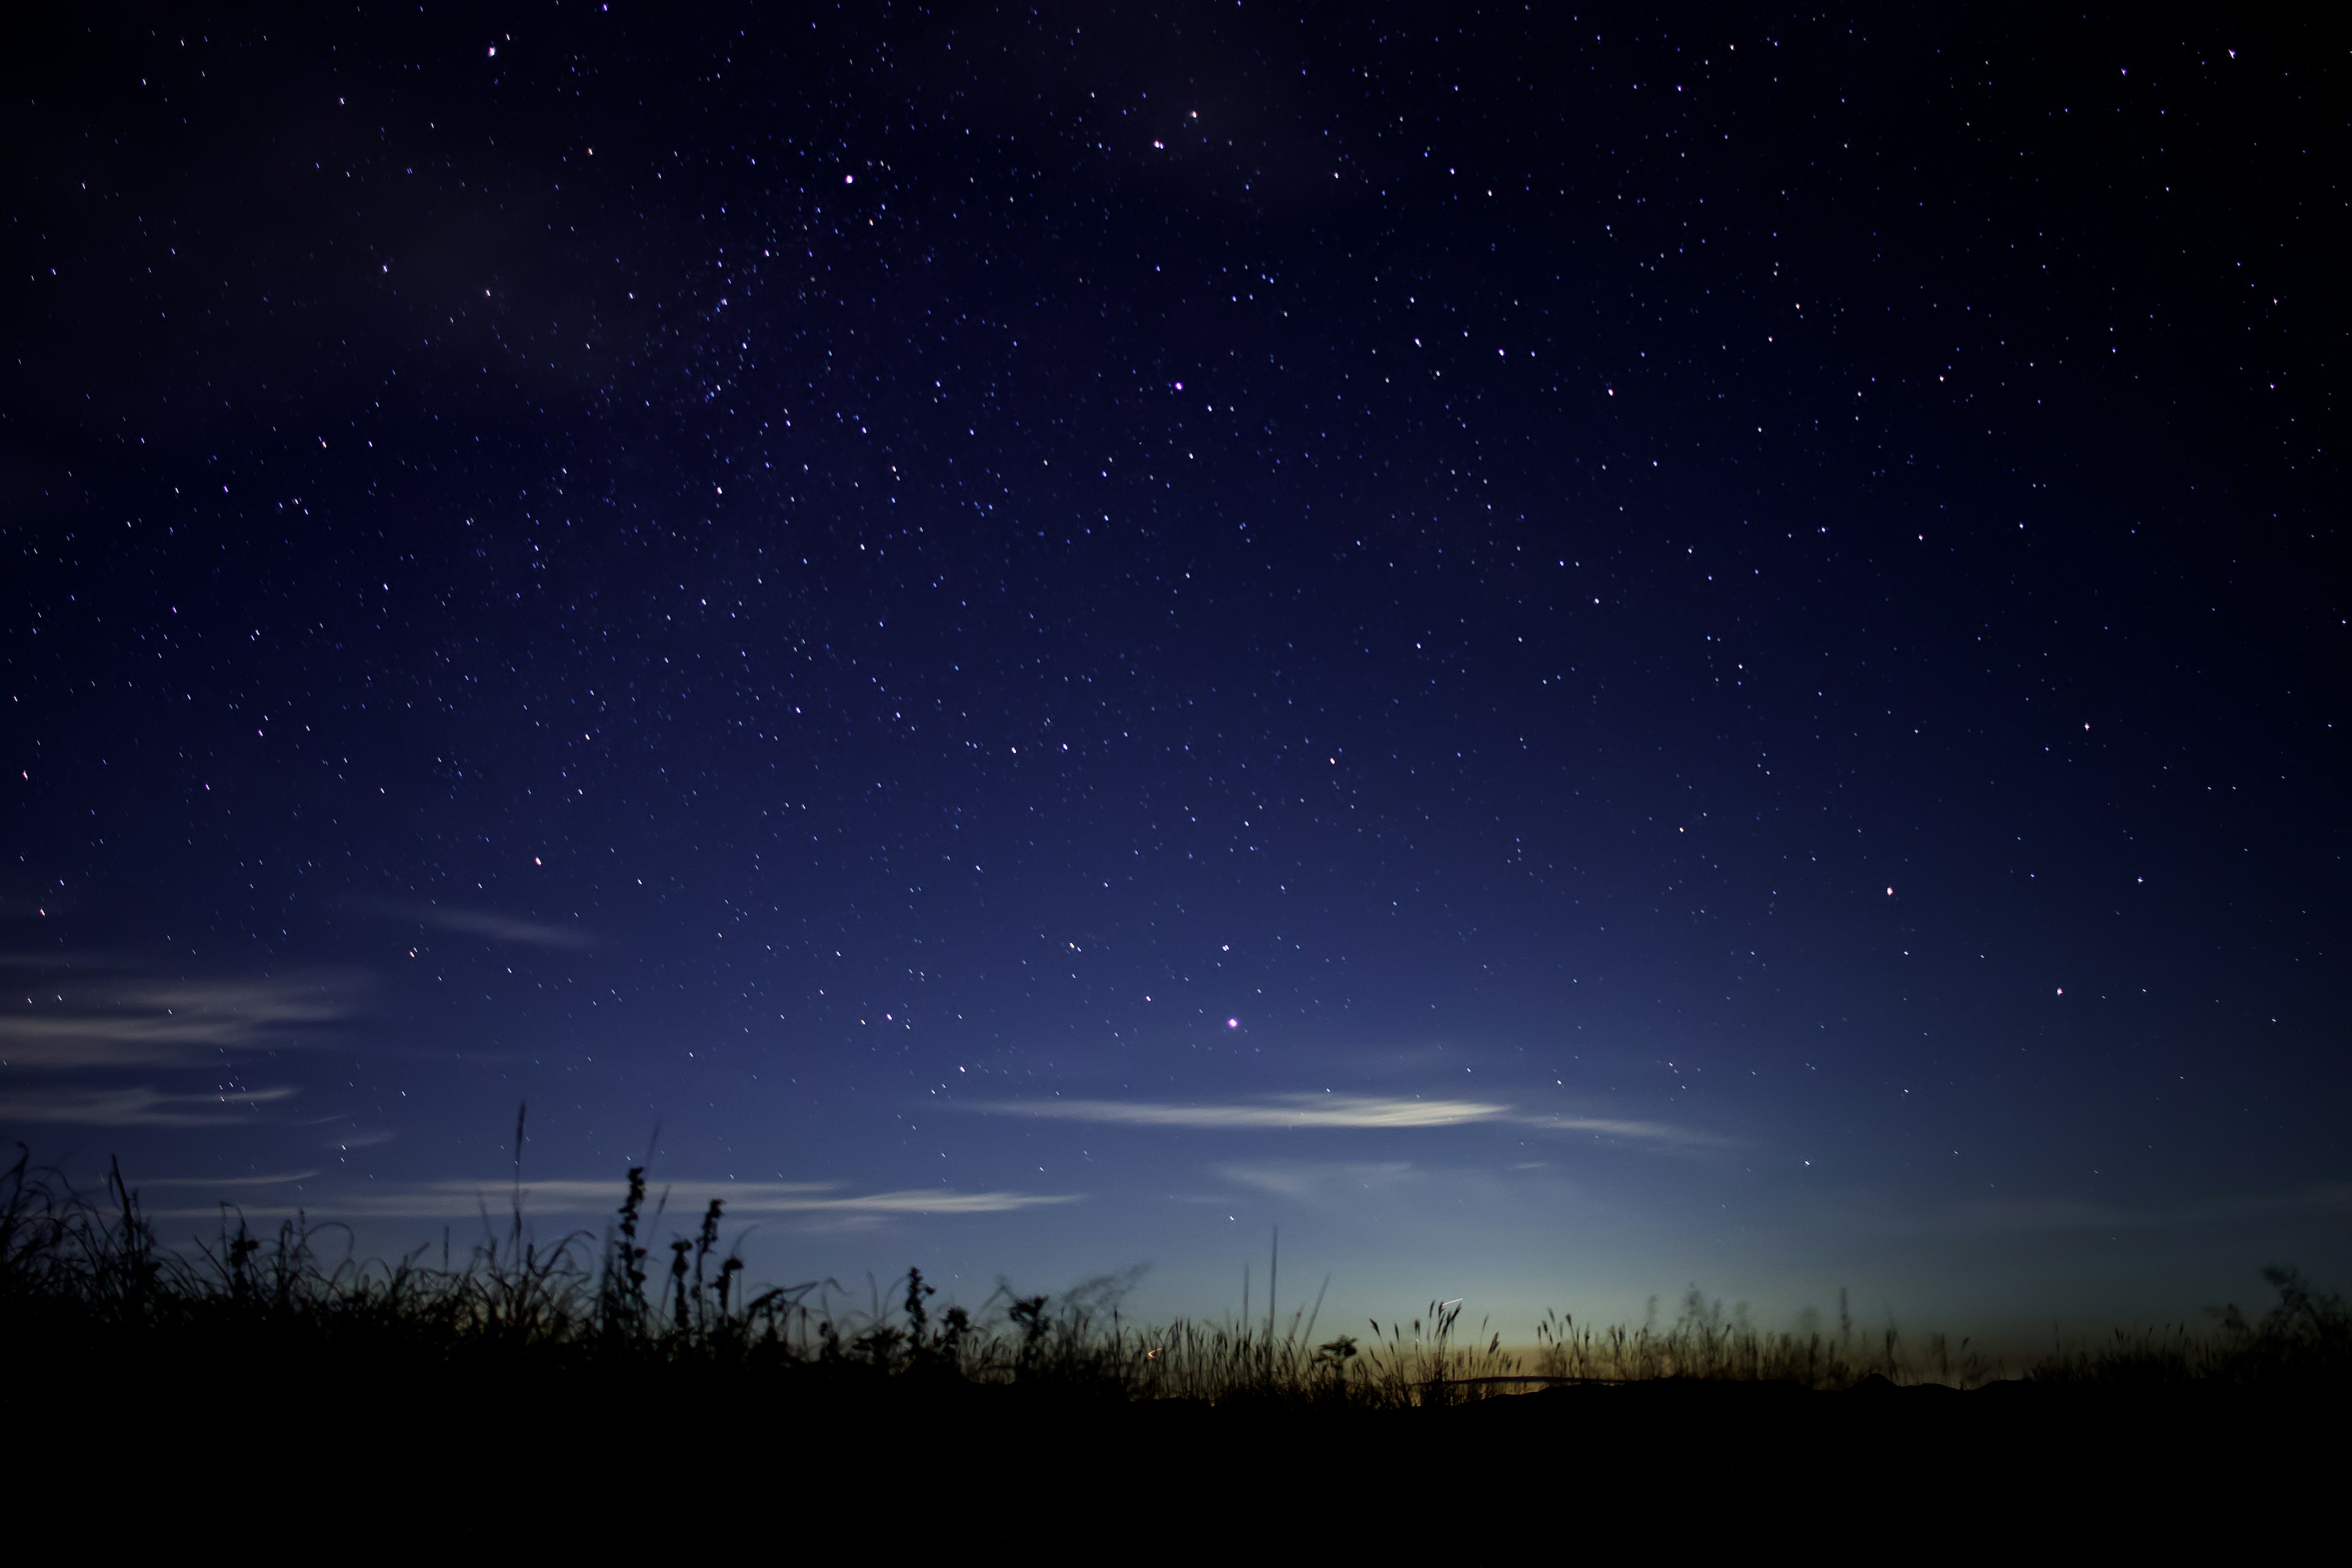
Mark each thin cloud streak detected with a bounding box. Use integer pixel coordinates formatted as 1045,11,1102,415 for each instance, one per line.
421,909,594,949
978,1094,1512,1129
141,1170,321,1188
973,1093,1722,1148
1215,1160,1418,1201
368,902,594,949
1506,1112,1730,1148
0,971,359,1067
0,1085,300,1126
143,1178,1081,1220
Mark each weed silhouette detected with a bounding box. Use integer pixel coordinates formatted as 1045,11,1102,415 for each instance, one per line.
6,1142,2343,1413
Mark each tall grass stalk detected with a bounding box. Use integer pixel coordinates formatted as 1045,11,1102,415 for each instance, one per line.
6,1148,2341,1404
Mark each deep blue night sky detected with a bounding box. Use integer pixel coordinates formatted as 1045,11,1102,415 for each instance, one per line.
5,4,2343,1340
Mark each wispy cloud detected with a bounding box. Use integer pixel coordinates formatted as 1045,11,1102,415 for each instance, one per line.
0,968,360,1068
141,1170,320,1188
1505,1112,1727,1148
144,1178,1080,1221
978,1094,1512,1129
1214,1160,1419,1201
366,902,593,950
972,1093,1721,1148
0,1085,299,1126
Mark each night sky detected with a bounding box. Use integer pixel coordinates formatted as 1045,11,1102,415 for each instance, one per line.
5,5,2343,1341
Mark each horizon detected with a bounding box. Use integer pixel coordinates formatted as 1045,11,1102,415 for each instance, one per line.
32,1133,2346,1363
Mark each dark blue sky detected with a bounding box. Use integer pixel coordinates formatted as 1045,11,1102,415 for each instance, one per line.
4,3,2343,1338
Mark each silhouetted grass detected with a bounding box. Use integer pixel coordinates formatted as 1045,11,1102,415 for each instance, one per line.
5,1146,2342,1412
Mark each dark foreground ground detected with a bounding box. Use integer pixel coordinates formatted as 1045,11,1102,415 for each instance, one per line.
15,1353,2331,1545
12,1167,2336,1537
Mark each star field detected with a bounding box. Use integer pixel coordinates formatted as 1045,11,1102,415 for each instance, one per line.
2,5,2343,1332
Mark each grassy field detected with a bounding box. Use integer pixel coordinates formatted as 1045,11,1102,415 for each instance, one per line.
9,1147,2343,1417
